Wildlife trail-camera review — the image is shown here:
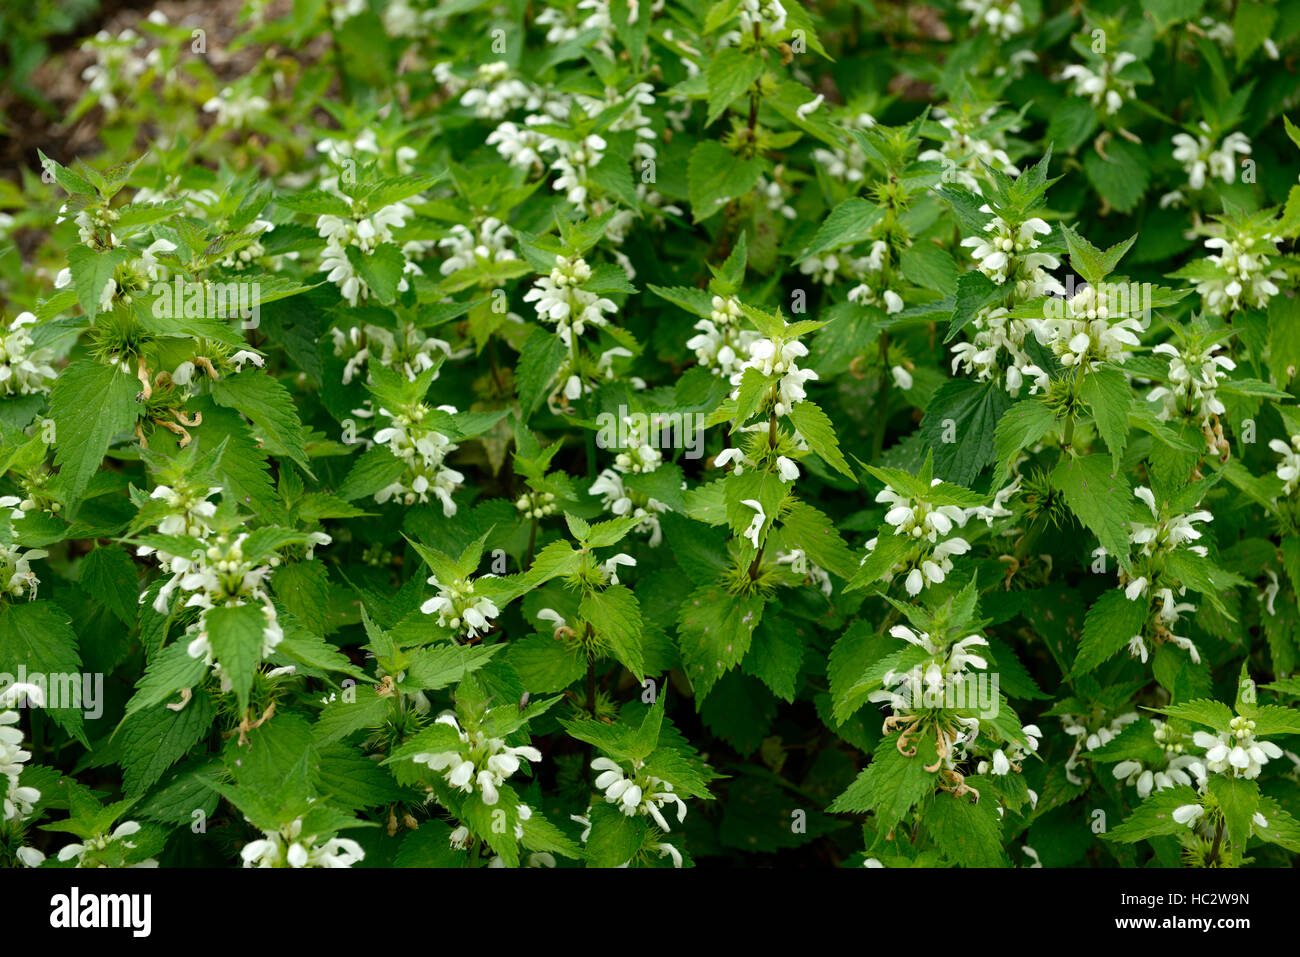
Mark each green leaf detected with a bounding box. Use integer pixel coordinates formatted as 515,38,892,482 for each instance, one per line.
844,531,911,593
515,327,566,419
676,585,764,701
787,400,853,478
584,801,644,867
688,141,764,223
707,47,764,124
827,732,937,833
337,444,407,501
79,545,140,626
801,198,884,259
1060,226,1136,286
1209,775,1258,856
581,584,645,680
778,499,858,580
1234,0,1277,64
205,604,268,711
1082,140,1150,214
315,686,391,745
945,269,1002,343
1072,589,1149,677
0,601,86,743
48,360,140,507
1104,786,1200,842
211,370,310,471
66,245,130,318
124,641,209,717
1155,698,1234,733
402,643,501,692
920,378,1012,486
120,690,216,798
924,788,1008,867
1052,454,1132,571
506,634,586,693
992,399,1057,484
1079,367,1133,467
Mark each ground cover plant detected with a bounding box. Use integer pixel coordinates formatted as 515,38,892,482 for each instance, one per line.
1,0,1300,870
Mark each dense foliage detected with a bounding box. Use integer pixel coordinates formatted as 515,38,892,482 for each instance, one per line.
2,0,1300,870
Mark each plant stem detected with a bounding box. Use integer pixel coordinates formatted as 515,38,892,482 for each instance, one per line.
524,516,538,569
1208,817,1225,866
871,333,891,460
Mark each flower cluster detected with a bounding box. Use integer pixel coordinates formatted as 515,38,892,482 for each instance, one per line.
331,322,454,386
961,213,1061,297
317,199,421,306
0,313,57,396
958,0,1026,38
686,295,762,379
1037,284,1144,370
868,625,990,713
1194,717,1284,780
862,480,974,596
0,545,47,601
412,713,543,805
524,255,618,346
2,684,46,867
919,107,1020,192
1147,338,1235,429
728,335,818,418
1191,229,1285,314
57,820,157,868
420,571,500,641
438,217,519,276
1060,51,1138,115
240,819,365,868
1271,433,1300,496
951,306,1048,395
1171,124,1251,191
589,469,667,547
1061,711,1139,785
591,756,689,832
1112,720,1206,797
370,403,464,515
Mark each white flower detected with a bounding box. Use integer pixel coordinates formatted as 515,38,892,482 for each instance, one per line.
420,573,500,640
316,197,419,306
591,757,688,830
1192,229,1285,314
412,713,543,804
0,313,57,396
1171,123,1250,190
961,213,1061,298
1271,434,1300,495
919,105,1021,194
602,553,637,585
0,545,47,601
1172,804,1204,827
728,334,818,417
951,305,1049,396
589,468,666,546
1128,486,1213,559
741,499,766,548
2,707,42,823
203,86,271,128
438,217,518,275
241,818,365,868
1193,716,1283,780
523,255,617,346
1060,51,1138,115
1147,339,1235,429
57,820,157,868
